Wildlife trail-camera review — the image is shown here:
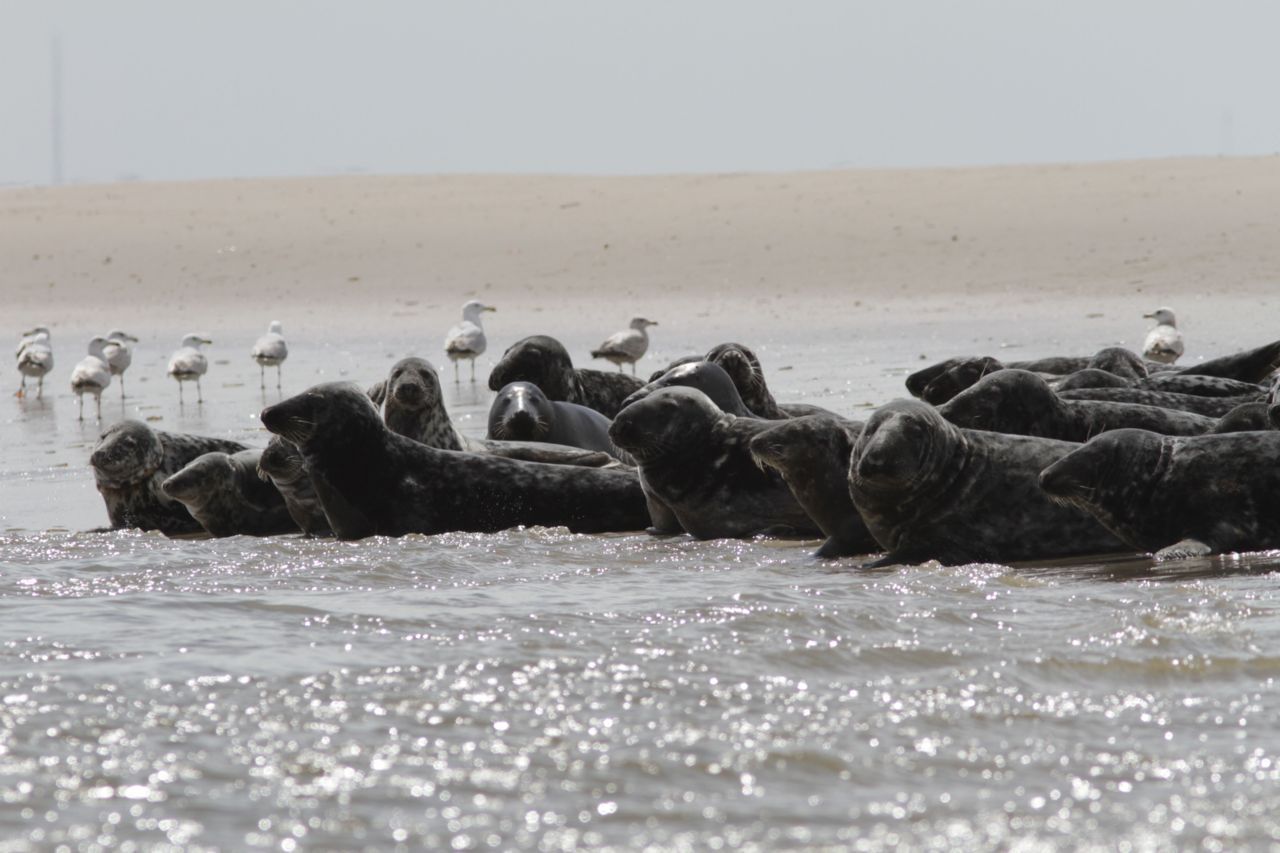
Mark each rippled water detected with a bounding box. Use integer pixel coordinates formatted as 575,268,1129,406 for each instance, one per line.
4,314,1280,849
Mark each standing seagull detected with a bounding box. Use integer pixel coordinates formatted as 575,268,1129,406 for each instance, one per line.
251,320,289,389
101,329,139,399
444,300,496,382
70,336,112,421
16,327,54,399
1142,307,1184,365
591,317,659,374
168,333,212,404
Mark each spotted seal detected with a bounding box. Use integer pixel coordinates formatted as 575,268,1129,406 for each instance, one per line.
847,399,1127,565
705,342,837,418
1040,428,1280,559
1057,386,1261,417
608,387,821,540
487,381,630,462
371,356,616,466
938,370,1216,441
260,383,649,539
747,415,881,558
621,361,756,416
160,449,297,537
89,420,249,535
257,437,332,536
487,335,644,418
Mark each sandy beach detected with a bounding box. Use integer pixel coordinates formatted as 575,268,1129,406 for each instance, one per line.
5,156,1280,355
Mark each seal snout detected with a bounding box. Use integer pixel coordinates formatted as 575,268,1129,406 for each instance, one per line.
392,380,427,407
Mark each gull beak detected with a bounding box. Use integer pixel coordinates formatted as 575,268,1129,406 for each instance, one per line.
1142,313,1155,319
202,338,214,345
485,306,497,313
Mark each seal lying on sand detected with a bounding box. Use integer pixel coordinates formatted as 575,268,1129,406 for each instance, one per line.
705,342,837,418
260,383,649,540
488,381,628,462
89,420,248,535
372,356,616,466
161,449,297,537
747,415,880,558
1057,386,1260,417
847,399,1126,566
621,361,756,417
487,335,644,418
608,387,821,540
1040,429,1280,559
257,437,332,536
938,370,1217,441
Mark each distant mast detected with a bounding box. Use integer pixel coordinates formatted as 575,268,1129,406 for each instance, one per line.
51,35,63,185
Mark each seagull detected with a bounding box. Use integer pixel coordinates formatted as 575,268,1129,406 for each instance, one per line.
16,327,54,399
444,300,496,382
101,329,139,399
168,333,212,404
70,336,112,421
1142,307,1184,364
590,317,658,374
251,320,288,389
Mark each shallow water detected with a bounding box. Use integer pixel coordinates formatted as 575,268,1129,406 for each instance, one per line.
4,315,1280,850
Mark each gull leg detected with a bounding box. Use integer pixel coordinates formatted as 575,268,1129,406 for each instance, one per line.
77,393,84,421
453,360,460,383
37,376,42,400
95,393,102,421
196,377,203,404
18,376,26,398
260,364,266,389
470,359,476,383
178,380,185,406
119,375,126,399
276,364,282,391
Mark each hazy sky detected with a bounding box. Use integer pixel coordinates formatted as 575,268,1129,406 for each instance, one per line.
3,0,1279,184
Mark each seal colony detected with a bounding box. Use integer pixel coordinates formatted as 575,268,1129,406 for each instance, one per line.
71,314,1280,567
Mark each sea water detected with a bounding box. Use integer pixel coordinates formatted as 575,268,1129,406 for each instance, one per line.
2,314,1278,850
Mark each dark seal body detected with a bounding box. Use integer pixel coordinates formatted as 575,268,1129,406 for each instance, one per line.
705,342,837,418
747,416,880,558
89,420,249,535
487,335,643,418
487,381,629,461
161,449,297,537
608,387,821,540
1057,386,1260,417
376,357,464,449
622,361,756,416
260,383,649,540
258,436,332,536
939,370,1216,441
848,399,1126,566
1040,429,1280,558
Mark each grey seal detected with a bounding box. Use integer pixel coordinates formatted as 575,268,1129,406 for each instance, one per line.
89,420,249,535
607,387,821,540
257,437,332,536
1040,428,1280,559
487,335,644,418
621,361,756,416
847,399,1126,565
161,449,297,537
371,356,616,467
939,370,1217,441
259,383,649,540
487,381,630,462
705,342,837,418
1057,386,1260,417
747,415,881,558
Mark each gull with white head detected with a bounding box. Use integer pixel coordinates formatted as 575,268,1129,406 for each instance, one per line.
1142,307,1184,365
251,320,289,390
168,333,212,404
591,317,658,374
70,336,112,421
444,300,496,382
101,329,139,399
16,326,54,399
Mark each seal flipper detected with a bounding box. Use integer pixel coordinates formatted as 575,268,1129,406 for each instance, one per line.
814,535,875,559
643,491,684,535
470,438,616,468
1154,538,1214,561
